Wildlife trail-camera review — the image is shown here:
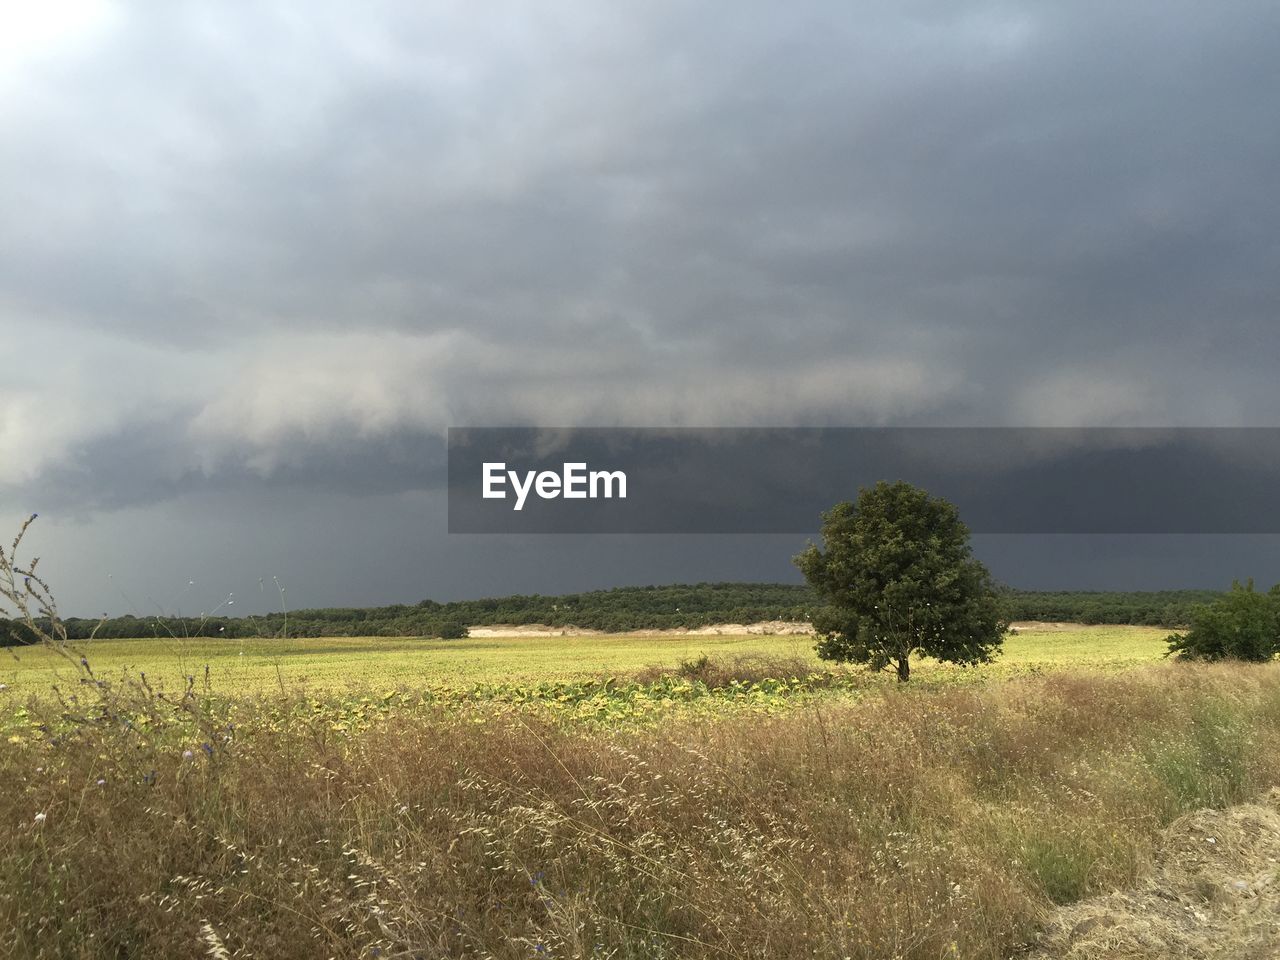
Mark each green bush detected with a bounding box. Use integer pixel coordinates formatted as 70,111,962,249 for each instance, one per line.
1166,579,1279,662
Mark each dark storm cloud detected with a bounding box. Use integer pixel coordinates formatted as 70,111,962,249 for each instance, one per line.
2,1,1279,611
30,420,449,515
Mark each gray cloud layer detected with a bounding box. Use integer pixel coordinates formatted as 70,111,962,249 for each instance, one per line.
3,1,1279,611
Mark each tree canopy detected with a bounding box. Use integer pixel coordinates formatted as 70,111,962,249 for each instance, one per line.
1166,579,1280,662
794,480,1006,680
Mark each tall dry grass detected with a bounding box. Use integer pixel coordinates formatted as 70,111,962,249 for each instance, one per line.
2,662,1280,959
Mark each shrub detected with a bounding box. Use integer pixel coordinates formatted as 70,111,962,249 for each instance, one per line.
1166,579,1279,662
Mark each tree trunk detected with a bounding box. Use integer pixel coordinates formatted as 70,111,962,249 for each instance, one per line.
896,656,910,682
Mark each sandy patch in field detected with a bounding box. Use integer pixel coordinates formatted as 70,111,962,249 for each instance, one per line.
470,621,1099,638
1008,621,1097,632
466,620,815,638
465,625,607,638
1026,789,1280,959
468,624,1121,640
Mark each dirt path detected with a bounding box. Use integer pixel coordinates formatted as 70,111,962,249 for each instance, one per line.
1025,789,1280,959
466,620,814,637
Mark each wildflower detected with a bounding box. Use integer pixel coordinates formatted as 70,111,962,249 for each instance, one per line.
182,750,194,760
33,812,46,823
96,778,106,787
201,743,214,756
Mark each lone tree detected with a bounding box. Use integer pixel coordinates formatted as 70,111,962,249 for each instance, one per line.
794,480,1006,681
1166,579,1279,662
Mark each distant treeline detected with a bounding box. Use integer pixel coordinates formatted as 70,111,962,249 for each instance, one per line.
0,583,1226,643
997,589,1222,627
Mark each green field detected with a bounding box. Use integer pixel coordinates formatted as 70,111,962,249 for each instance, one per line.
1,624,1169,700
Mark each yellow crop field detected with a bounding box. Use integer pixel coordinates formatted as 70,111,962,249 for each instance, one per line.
1,624,1169,701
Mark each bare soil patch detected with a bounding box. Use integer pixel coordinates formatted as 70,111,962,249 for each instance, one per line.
468,620,1126,638
466,620,815,638
1009,621,1099,632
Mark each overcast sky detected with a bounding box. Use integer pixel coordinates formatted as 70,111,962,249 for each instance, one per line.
3,1,1280,616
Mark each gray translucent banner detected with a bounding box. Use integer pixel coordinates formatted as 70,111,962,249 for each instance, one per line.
447,427,1280,534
